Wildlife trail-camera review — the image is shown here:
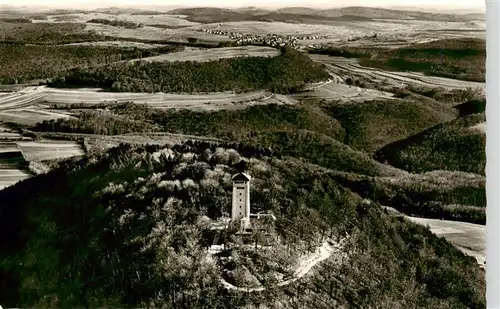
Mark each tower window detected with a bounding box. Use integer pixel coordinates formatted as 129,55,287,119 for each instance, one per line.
239,199,242,202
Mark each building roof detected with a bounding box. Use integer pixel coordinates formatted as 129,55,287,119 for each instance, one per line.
232,172,251,182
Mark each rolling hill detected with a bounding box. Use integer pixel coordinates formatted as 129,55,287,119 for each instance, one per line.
375,113,486,175
319,98,457,153
0,141,485,308
166,6,480,23
28,100,484,225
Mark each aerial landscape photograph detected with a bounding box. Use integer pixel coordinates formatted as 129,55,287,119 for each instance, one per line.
0,0,490,307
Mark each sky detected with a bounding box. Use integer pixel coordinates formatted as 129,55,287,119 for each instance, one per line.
0,0,485,10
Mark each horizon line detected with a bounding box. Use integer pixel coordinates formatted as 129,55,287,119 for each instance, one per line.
0,3,486,11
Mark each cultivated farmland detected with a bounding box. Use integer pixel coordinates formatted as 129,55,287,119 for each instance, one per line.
292,79,395,102
0,86,279,112
470,122,486,133
0,125,24,140
17,140,85,162
41,12,201,28
84,23,230,43
0,109,74,126
0,142,30,190
186,19,485,43
63,41,169,49
311,54,485,91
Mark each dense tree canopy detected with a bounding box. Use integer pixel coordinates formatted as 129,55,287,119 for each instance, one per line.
87,18,143,29
0,44,183,84
50,46,330,94
0,142,485,308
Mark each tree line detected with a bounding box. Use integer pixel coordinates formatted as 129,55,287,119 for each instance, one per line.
0,44,183,85
87,18,143,29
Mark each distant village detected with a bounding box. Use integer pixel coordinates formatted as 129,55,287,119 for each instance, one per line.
195,27,328,49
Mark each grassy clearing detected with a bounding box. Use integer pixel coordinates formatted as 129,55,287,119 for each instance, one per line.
0,168,31,190
375,113,486,175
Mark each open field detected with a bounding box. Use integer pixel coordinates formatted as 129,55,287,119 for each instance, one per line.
130,46,279,62
17,140,84,162
0,169,31,190
84,23,230,43
0,109,74,126
40,12,201,27
63,40,168,49
186,19,484,43
0,125,25,140
311,54,485,91
406,216,485,267
0,142,30,190
0,86,281,112
28,12,484,47
0,142,22,156
292,79,395,102
0,144,25,168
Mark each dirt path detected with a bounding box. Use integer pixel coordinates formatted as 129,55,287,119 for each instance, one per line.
220,237,348,292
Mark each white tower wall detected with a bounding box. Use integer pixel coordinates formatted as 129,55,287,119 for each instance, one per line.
231,178,251,222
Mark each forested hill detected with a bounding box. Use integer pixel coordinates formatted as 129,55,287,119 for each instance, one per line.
49,46,330,94
0,141,485,308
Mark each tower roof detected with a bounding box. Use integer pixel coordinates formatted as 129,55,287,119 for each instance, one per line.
232,172,251,182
